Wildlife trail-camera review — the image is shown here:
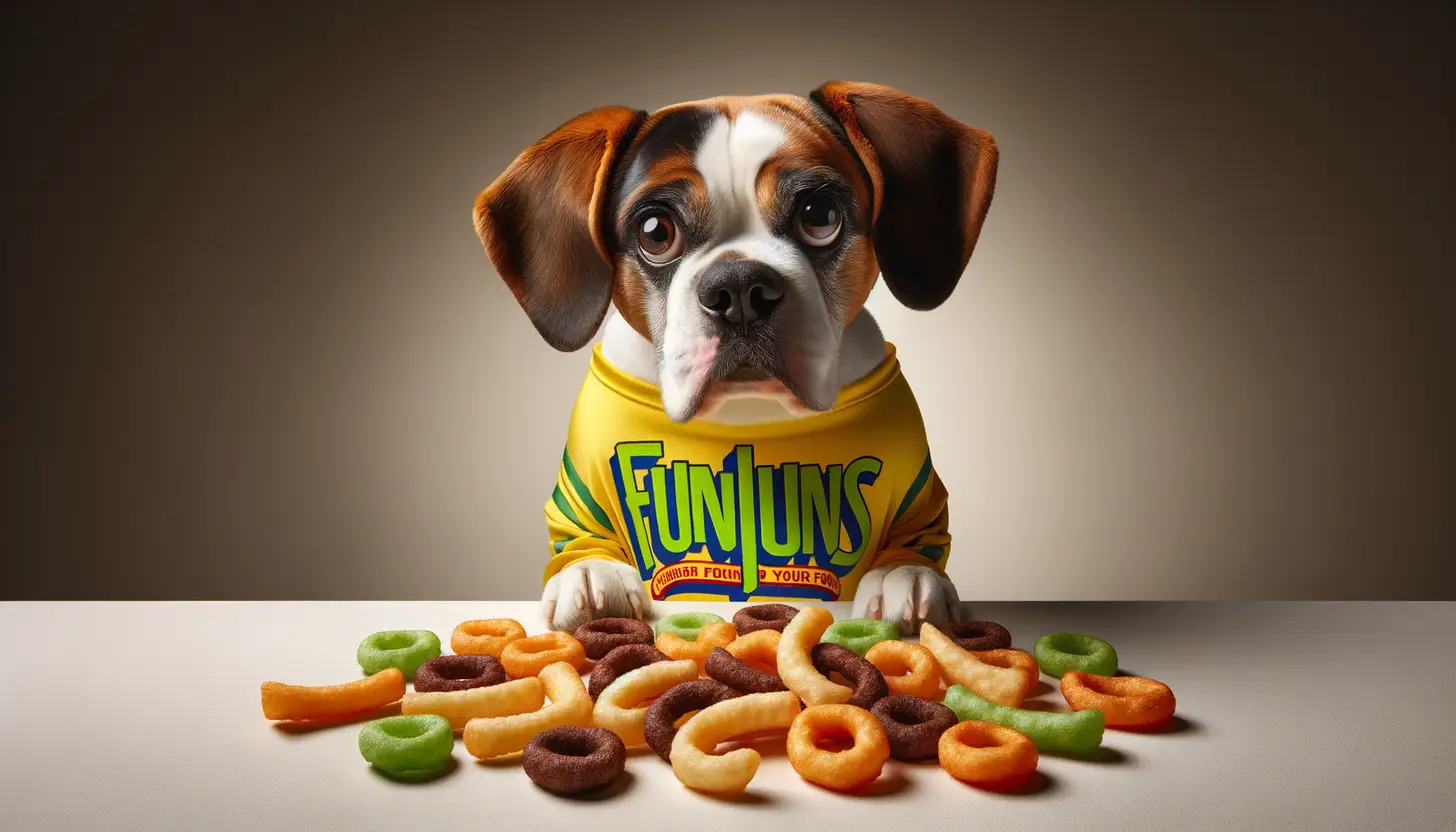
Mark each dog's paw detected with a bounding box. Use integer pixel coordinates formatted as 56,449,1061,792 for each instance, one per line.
851,564,963,636
541,559,652,632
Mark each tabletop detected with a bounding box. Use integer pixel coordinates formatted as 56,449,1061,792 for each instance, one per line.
1,600,1452,831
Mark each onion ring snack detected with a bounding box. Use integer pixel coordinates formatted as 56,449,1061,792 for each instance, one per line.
786,704,891,791
357,630,441,681
643,679,743,762
499,630,588,678
588,643,670,699
777,607,853,707
357,714,454,780
669,691,802,793
462,661,593,759
522,726,627,796
920,623,1030,707
450,618,526,658
1060,670,1177,728
731,603,799,634
870,695,959,761
412,655,508,693
593,659,699,746
705,647,787,694
1034,633,1119,678
864,640,942,700
938,720,1039,787
656,621,737,675
820,618,900,656
402,677,545,731
654,611,726,641
943,685,1105,756
574,617,655,660
947,620,1012,652
261,668,405,722
810,643,889,708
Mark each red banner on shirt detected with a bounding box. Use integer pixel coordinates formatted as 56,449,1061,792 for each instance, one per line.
649,561,842,600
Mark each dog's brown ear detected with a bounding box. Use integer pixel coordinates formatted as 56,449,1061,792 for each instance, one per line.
811,82,998,310
474,106,647,351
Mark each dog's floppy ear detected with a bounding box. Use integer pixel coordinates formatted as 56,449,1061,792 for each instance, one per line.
474,106,647,351
811,82,998,310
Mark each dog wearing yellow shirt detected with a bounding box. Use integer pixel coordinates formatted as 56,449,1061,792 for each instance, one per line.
473,82,997,633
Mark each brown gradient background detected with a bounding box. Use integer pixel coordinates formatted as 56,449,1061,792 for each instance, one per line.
4,1,1452,601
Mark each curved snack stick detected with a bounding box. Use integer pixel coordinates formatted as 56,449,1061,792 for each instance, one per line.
920,622,1031,707
462,661,593,759
593,659,699,746
402,676,546,731
776,607,852,707
656,621,738,676
943,684,1104,756
670,691,802,793
261,668,405,721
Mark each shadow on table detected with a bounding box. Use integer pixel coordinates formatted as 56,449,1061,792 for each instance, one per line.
1114,715,1202,736
528,769,639,801
901,760,1059,798
1046,746,1134,766
367,756,460,785
270,702,403,737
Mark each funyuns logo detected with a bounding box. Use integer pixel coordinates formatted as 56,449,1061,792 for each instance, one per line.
609,441,882,601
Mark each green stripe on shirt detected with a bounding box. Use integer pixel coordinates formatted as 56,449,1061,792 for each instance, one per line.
562,449,615,532
892,453,934,524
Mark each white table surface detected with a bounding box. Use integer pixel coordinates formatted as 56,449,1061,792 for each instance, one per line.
1,601,1452,831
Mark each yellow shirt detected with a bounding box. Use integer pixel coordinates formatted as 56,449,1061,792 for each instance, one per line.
543,341,951,603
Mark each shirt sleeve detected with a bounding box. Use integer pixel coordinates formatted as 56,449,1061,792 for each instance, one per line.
542,448,637,585
870,457,952,574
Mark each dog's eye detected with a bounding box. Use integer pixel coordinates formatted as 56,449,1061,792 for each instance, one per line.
637,211,683,264
796,195,842,246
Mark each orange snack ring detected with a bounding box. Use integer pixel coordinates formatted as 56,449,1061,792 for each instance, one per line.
1060,670,1177,727
920,622,1030,707
656,621,738,676
724,628,780,675
777,607,853,707
401,676,545,731
260,668,405,721
938,720,1039,787
865,640,942,700
786,704,891,791
971,649,1041,698
669,691,802,793
499,631,588,677
450,618,527,658
462,661,593,759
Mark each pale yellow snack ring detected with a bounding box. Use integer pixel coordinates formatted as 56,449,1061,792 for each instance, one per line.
776,606,852,707
594,659,698,747
462,661,593,759
920,622,1030,707
401,676,545,731
670,691,802,794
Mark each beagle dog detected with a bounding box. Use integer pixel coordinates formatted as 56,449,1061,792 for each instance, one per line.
475,82,997,634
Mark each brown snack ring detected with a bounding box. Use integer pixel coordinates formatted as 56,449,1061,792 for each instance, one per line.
704,647,788,694
870,694,960,761
574,617,656,660
810,643,889,708
588,643,670,699
732,603,800,634
522,726,627,796
642,679,743,762
949,620,1012,652
412,655,508,693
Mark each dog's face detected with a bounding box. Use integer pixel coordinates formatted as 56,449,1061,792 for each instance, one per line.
475,82,998,423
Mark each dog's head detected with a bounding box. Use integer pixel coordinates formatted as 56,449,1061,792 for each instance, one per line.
475,82,997,422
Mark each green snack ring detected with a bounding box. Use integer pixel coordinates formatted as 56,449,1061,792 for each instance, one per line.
357,630,441,680
943,684,1105,756
654,612,726,641
358,714,454,778
1033,632,1119,678
820,618,901,656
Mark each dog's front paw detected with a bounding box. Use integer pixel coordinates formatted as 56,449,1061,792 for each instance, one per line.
851,564,963,636
541,559,652,632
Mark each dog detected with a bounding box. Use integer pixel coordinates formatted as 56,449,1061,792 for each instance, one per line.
474,81,997,635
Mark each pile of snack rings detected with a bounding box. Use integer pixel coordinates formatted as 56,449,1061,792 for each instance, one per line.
259,605,1177,795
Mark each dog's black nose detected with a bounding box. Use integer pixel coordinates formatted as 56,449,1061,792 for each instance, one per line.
697,260,784,326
